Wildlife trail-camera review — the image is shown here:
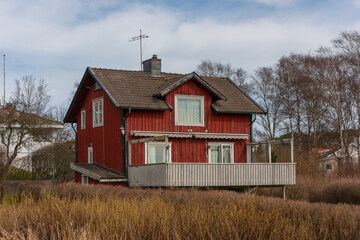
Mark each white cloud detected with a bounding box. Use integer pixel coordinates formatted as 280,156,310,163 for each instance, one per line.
0,1,359,105
243,0,303,7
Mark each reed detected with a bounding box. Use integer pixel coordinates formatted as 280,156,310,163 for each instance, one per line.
0,183,359,239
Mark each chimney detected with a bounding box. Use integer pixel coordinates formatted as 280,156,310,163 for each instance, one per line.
143,54,162,77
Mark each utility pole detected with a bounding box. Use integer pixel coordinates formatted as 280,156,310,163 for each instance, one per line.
129,29,149,70
3,54,5,107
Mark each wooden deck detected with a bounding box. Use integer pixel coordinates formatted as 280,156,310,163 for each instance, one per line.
128,163,296,187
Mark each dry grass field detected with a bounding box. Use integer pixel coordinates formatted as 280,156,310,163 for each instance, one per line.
256,176,360,204
0,182,359,240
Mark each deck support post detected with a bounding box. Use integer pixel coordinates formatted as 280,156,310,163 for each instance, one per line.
247,144,252,163
128,142,132,166
268,142,272,163
291,137,294,163
165,136,169,163
282,185,286,200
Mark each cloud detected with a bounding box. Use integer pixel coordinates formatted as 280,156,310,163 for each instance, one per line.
0,1,359,105
243,0,303,7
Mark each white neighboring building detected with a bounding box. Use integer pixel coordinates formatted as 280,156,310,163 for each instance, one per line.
0,107,63,171
318,143,359,173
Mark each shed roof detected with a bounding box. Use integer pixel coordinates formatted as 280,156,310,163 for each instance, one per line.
70,163,127,182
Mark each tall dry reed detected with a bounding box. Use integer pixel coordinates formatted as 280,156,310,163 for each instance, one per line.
0,183,359,239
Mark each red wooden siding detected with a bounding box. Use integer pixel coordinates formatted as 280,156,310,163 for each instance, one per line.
75,77,251,184
127,79,250,165
76,80,123,173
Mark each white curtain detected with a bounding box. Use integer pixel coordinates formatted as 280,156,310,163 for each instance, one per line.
210,145,220,163
223,145,231,163
178,99,201,123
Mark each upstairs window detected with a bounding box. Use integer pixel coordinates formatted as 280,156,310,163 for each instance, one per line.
175,95,204,126
208,143,234,163
92,98,103,127
81,110,86,129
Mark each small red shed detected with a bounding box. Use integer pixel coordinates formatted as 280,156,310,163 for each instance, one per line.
64,55,295,187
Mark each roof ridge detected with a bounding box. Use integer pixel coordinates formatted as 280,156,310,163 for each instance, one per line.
91,67,185,76
90,67,144,72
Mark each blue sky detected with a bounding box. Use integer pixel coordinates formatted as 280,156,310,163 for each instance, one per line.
1,0,360,107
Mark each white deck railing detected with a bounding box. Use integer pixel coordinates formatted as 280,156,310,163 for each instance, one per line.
128,163,296,187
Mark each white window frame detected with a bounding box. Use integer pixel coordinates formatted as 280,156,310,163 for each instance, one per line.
81,110,86,129
175,94,205,126
92,97,103,128
81,174,88,184
208,142,234,164
145,141,172,164
88,146,93,163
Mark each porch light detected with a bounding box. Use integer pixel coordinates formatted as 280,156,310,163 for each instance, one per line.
120,126,125,135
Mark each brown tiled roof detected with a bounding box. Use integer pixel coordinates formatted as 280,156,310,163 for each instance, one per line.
203,76,265,114
90,68,176,110
90,68,264,114
64,67,264,122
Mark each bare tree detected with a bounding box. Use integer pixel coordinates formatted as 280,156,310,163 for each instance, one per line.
47,104,74,143
253,67,282,140
0,77,52,182
332,31,360,162
312,48,353,161
196,60,252,94
11,76,51,117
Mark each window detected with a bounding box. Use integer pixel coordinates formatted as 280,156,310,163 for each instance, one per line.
146,142,171,164
208,143,234,163
175,95,204,126
94,82,101,91
88,146,93,163
81,174,88,184
81,110,86,129
92,98,103,127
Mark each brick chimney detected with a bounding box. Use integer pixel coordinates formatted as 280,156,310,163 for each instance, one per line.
143,54,162,77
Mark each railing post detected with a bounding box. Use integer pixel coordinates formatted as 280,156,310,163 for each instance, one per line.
247,144,252,163
128,142,132,166
283,186,286,200
291,138,294,163
268,142,272,163
165,136,169,163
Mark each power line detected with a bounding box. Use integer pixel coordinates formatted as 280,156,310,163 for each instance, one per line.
128,29,149,70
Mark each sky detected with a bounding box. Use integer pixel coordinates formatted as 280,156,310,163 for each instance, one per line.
1,0,360,107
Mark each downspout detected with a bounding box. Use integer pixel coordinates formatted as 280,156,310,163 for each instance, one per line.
121,108,131,177
71,123,78,163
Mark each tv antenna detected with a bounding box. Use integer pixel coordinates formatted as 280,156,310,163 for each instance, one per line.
129,29,149,70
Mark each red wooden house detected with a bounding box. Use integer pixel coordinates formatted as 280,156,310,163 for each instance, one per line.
64,55,296,187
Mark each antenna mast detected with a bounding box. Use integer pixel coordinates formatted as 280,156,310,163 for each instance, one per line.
129,29,149,70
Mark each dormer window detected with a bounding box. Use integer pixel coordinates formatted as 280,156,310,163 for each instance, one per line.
175,95,204,126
